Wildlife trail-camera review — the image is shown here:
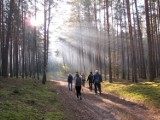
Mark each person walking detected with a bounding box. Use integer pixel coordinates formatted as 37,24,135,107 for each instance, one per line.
73,72,78,81
93,70,102,95
87,72,93,91
81,73,86,87
75,72,82,100
67,74,73,91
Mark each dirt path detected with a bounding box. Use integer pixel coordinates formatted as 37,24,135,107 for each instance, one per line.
50,79,160,120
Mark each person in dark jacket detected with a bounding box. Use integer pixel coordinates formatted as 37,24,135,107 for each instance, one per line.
75,72,82,100
93,70,102,95
87,72,93,91
67,74,73,91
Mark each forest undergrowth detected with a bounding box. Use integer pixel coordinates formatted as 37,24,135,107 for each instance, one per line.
103,79,160,110
1,76,160,120
0,77,65,120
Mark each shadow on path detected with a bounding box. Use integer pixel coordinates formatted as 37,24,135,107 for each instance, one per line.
50,79,158,120
99,92,147,109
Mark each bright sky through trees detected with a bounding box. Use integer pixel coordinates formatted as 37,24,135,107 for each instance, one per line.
47,1,72,63
26,0,72,65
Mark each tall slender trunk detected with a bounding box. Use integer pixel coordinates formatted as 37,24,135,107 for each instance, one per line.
106,0,112,83
134,0,146,79
0,0,2,75
144,0,154,81
10,24,13,77
103,0,107,80
2,0,15,77
22,3,25,78
126,0,137,83
42,0,47,84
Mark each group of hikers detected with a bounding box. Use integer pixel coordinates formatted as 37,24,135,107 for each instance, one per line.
67,70,102,100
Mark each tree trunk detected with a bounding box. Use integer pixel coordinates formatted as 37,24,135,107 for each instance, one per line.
126,0,138,83
144,0,154,81
22,3,25,78
106,0,112,83
0,0,2,75
134,0,146,79
2,0,15,77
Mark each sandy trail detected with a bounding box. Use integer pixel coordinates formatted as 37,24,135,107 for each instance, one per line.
50,79,159,120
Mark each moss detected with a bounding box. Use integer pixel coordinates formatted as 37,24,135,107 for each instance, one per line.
0,78,65,120
44,112,64,120
103,81,160,108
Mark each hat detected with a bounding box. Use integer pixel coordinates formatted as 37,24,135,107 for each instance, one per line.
95,70,99,73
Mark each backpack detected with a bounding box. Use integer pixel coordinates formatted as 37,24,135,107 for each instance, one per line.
94,74,101,83
76,77,82,86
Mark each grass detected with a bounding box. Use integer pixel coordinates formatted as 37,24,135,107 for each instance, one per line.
0,77,66,120
103,80,160,109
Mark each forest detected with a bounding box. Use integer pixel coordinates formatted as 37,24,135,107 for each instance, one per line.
0,0,52,84
0,0,160,119
1,0,160,83
61,0,160,83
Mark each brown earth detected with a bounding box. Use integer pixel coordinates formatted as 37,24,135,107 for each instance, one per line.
50,79,160,120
